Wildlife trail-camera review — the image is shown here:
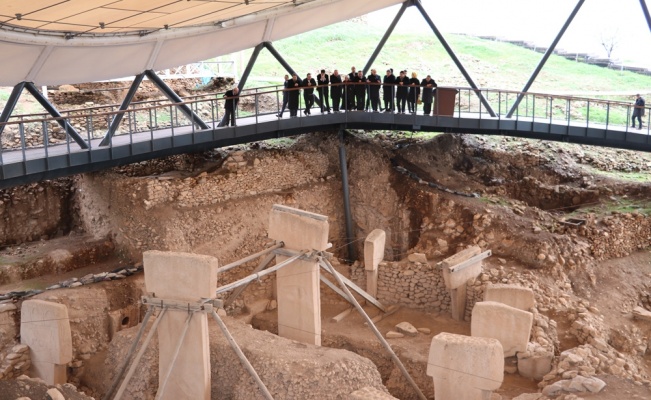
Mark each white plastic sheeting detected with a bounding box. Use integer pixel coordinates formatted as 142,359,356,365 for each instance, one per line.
0,0,403,85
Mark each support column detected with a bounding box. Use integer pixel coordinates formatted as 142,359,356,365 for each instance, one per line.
268,205,329,346
263,42,297,76
144,70,209,130
143,251,218,400
363,1,410,74
338,130,357,262
413,0,496,117
641,0,651,34
100,73,145,146
24,82,89,149
0,82,26,137
506,0,585,118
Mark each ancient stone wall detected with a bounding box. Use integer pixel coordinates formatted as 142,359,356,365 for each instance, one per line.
0,344,30,380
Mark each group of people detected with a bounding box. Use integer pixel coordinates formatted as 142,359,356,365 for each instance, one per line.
277,67,438,118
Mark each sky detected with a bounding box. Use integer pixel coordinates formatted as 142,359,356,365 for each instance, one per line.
368,0,651,67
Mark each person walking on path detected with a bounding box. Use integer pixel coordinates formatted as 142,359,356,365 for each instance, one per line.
632,93,646,129
223,87,239,126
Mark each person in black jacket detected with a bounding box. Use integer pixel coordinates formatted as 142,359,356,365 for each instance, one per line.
317,69,331,113
408,72,421,114
347,67,357,109
277,74,290,118
367,68,382,112
343,75,355,111
303,73,316,115
632,93,646,129
223,87,239,126
353,71,367,111
395,71,409,114
330,69,343,112
383,69,396,112
420,75,437,115
287,73,301,117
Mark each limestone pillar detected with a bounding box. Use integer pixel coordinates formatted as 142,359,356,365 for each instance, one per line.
268,205,329,346
427,332,504,400
20,300,73,385
440,246,484,321
484,284,535,311
363,229,385,298
471,301,533,357
143,251,218,400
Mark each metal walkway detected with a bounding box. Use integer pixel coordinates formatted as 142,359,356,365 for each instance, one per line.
1,85,650,188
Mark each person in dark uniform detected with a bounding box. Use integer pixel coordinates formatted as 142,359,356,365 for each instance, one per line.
303,73,316,115
277,74,290,118
223,87,239,126
353,71,367,111
395,70,409,114
287,73,301,117
348,66,357,109
317,69,331,113
420,75,437,115
330,69,343,112
408,72,421,114
383,69,396,112
632,93,646,129
343,75,355,111
367,68,382,112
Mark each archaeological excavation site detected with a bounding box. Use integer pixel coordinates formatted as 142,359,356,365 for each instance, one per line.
2,82,651,400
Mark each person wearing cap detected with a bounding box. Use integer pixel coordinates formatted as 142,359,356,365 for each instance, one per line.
421,75,438,115
317,69,331,113
383,69,396,112
367,68,382,112
632,93,645,129
395,70,410,114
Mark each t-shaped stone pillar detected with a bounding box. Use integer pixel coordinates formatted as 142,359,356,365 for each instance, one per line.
364,229,385,298
268,205,329,346
20,300,73,385
143,251,218,400
427,332,504,400
440,246,488,321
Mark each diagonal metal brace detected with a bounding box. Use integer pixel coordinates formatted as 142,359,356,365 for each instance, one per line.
100,72,145,146
318,259,386,313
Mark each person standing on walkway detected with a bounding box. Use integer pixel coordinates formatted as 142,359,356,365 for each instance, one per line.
317,69,331,113
287,73,302,117
395,70,409,114
632,93,646,129
408,72,420,114
223,87,239,126
343,75,355,111
353,71,367,111
367,68,382,112
330,69,343,112
348,66,357,109
303,73,316,115
420,75,437,115
277,74,290,118
383,69,396,112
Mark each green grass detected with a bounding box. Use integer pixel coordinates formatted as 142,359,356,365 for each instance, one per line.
215,21,651,100
571,198,651,216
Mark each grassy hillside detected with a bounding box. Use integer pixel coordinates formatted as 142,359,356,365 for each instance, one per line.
230,20,651,99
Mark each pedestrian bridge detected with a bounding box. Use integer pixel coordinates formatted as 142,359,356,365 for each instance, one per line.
0,84,649,188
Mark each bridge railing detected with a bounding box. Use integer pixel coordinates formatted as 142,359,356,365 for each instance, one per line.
0,84,650,165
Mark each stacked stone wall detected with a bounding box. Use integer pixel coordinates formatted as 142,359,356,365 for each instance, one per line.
0,344,30,380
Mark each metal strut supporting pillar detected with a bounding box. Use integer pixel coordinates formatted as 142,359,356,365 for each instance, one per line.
144,69,209,130
100,72,145,146
0,82,26,137
23,82,90,149
338,130,357,262
506,0,585,118
363,1,410,75
413,0,496,117
640,0,651,33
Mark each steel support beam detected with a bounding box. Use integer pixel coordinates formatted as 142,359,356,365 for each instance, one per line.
506,0,585,118
24,82,89,149
363,1,410,75
263,42,297,77
413,0,496,117
640,0,651,33
144,69,209,130
0,82,26,138
338,130,357,262
99,72,145,146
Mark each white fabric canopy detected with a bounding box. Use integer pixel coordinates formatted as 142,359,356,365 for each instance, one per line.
0,0,403,85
